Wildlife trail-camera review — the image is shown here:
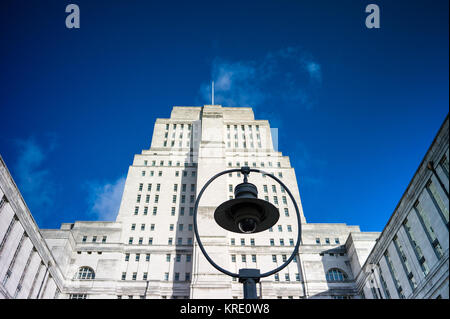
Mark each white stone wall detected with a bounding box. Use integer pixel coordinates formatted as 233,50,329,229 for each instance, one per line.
0,156,63,299
356,116,449,299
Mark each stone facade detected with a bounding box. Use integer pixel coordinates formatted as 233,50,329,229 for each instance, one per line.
0,156,63,299
0,105,447,299
355,116,449,299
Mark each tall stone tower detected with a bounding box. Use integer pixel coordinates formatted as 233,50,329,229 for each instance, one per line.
116,104,309,298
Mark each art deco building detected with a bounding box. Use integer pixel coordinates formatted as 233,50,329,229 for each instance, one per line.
0,105,448,299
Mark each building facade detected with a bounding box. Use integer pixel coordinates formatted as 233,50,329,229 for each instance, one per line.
355,115,449,299
0,105,448,299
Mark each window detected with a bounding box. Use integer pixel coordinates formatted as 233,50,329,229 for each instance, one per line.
76,267,95,280
325,238,330,244
284,208,289,217
230,238,235,245
231,255,236,262
134,207,139,215
143,273,148,280
241,255,246,262
315,238,320,244
146,254,150,261
240,238,245,246
121,272,126,280
128,237,133,244
326,268,348,282
252,255,257,262
270,239,275,246
335,238,340,244
285,274,290,282
135,254,140,261
166,254,171,262
272,255,277,262
125,253,130,261
82,236,87,242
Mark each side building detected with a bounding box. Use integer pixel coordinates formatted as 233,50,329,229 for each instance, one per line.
0,156,63,299
355,115,449,299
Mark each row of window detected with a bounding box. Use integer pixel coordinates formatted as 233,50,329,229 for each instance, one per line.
140,170,197,177
130,223,193,232
143,160,197,167
133,206,195,216
75,265,348,284
127,237,194,246
124,253,192,263
136,194,196,204
138,183,196,192
228,161,281,168
121,271,191,282
315,237,341,245
81,236,107,243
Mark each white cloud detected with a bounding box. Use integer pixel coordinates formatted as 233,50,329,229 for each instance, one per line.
199,46,322,110
86,176,126,221
14,137,57,210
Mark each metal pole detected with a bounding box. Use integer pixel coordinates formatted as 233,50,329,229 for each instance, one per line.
242,278,257,299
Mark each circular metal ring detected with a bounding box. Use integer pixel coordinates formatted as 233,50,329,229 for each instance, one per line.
192,168,302,279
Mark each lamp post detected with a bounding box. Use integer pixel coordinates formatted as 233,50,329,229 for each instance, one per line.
193,166,302,299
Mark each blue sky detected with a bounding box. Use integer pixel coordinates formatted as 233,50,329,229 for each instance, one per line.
0,0,448,232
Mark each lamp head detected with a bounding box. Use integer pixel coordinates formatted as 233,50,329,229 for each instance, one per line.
214,181,279,234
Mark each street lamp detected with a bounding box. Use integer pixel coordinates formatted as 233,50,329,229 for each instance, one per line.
193,166,302,299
